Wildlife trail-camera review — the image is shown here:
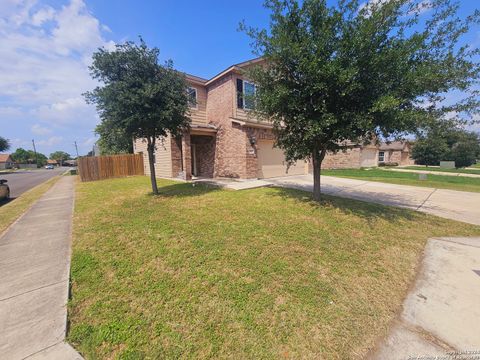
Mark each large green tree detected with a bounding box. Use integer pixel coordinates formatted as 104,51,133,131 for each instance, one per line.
242,0,480,200
50,151,71,166
0,137,9,152
412,126,480,167
86,39,191,194
95,118,133,155
11,148,47,167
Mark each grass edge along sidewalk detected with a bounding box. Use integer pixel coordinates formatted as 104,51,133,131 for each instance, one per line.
0,176,61,235
322,168,480,193
68,176,480,359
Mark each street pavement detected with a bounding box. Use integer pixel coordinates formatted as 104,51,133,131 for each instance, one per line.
0,168,66,199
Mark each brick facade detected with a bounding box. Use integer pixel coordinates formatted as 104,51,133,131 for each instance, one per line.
322,147,362,169
191,135,216,177
133,58,405,180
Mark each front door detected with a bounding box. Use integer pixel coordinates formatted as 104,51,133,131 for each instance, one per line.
191,144,197,176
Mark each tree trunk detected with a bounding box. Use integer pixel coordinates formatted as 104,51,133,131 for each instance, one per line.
147,138,159,195
312,147,327,201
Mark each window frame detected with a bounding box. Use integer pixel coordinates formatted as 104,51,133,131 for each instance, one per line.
242,80,256,110
187,87,197,109
378,151,385,162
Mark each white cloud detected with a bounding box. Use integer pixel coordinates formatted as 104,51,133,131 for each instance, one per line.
31,123,52,135
0,0,114,155
33,97,98,126
37,136,63,146
0,106,24,118
31,5,55,26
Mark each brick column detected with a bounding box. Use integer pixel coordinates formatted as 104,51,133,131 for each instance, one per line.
182,132,192,180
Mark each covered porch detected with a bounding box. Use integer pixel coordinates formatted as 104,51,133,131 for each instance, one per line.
172,124,217,180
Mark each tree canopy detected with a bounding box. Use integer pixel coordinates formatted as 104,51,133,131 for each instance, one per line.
86,39,191,194
11,148,47,167
242,0,480,200
0,136,10,152
50,151,71,165
412,127,480,167
95,118,133,155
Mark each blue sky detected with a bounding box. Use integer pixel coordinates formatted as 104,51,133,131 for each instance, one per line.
0,0,479,157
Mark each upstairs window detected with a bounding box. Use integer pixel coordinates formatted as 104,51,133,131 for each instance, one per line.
187,87,197,108
236,79,256,110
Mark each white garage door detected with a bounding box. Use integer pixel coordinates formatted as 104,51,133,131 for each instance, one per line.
257,140,306,178
360,148,378,167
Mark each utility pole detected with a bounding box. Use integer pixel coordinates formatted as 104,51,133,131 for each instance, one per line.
74,141,79,158
32,139,39,168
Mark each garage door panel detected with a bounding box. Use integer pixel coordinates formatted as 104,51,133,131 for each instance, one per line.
257,140,305,178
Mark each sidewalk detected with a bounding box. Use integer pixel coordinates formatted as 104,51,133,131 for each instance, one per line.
385,167,480,178
0,176,82,359
266,175,480,225
370,237,480,359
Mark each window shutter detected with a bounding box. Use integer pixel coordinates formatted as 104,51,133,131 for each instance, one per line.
236,79,243,108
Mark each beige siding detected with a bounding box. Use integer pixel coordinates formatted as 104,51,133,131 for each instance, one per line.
133,136,172,178
187,82,207,125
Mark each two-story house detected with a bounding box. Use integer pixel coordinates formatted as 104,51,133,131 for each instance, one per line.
134,58,407,180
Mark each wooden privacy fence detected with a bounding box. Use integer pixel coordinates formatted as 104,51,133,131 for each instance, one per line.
77,154,144,182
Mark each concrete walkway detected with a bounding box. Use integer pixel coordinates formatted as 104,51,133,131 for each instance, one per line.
266,175,480,225
370,237,480,359
385,167,480,178
0,176,82,359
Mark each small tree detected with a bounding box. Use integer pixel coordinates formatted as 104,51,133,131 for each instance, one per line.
450,141,477,168
242,0,480,200
411,137,449,166
86,39,190,194
50,151,71,166
412,127,480,167
0,137,10,152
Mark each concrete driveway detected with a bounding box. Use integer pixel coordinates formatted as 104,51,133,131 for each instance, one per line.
370,237,480,358
266,175,480,225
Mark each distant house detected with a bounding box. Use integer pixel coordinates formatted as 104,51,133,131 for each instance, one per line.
0,154,15,170
63,159,77,167
47,159,59,166
378,141,414,166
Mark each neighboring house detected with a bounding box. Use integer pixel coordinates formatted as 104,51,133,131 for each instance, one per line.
63,159,78,167
47,159,59,166
134,58,392,180
378,141,414,165
0,154,15,170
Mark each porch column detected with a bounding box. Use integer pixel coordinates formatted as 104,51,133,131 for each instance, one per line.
182,132,192,181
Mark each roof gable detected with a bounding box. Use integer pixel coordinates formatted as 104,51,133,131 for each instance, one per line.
0,154,13,163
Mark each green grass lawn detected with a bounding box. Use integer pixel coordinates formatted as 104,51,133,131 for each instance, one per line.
0,176,60,234
68,176,480,359
322,168,480,193
401,166,480,175
471,163,480,169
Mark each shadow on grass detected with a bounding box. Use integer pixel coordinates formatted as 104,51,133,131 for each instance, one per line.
147,181,222,199
268,186,422,224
